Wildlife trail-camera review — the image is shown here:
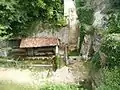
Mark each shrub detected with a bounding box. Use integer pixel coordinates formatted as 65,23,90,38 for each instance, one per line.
100,34,120,68
97,68,120,90
40,83,78,90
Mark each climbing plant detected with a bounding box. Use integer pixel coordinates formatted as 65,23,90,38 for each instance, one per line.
100,34,120,68
75,0,94,54
100,0,120,68
75,0,94,25
107,12,120,34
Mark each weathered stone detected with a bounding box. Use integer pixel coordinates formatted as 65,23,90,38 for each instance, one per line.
80,0,111,58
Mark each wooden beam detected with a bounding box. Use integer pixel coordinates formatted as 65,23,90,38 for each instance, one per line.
31,64,53,67
55,45,59,55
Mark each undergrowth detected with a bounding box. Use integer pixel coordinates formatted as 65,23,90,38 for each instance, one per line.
0,82,80,90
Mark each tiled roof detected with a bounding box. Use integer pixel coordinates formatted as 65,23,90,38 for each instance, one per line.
20,37,59,48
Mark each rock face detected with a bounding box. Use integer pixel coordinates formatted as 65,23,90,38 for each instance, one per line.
92,0,109,29
33,27,69,44
65,0,79,49
80,0,110,58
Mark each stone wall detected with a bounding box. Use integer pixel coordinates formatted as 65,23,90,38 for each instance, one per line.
33,27,69,44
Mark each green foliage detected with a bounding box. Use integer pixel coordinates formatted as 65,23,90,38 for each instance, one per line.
0,81,79,90
91,52,101,69
101,1,120,68
75,0,94,25
78,25,85,54
100,34,120,68
0,81,36,90
0,24,9,40
75,0,94,52
40,83,78,90
77,7,94,25
75,0,120,89
68,49,79,56
109,0,120,9
56,55,61,68
0,0,64,37
107,13,120,34
97,68,120,90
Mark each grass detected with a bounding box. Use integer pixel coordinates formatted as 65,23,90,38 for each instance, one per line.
0,81,79,90
0,57,52,71
0,57,83,90
0,81,39,90
68,49,79,56
40,83,79,90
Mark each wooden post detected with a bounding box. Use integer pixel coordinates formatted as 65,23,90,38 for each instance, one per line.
55,45,59,55
56,45,60,68
53,45,60,71
65,45,69,65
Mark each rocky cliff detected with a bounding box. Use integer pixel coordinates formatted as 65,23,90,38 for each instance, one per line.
76,0,112,59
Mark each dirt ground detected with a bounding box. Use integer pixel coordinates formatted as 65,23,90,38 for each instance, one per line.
0,61,89,85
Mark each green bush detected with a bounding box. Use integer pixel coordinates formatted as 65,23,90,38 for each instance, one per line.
0,0,64,37
107,13,120,34
100,34,120,68
97,68,120,90
40,83,78,90
75,0,94,25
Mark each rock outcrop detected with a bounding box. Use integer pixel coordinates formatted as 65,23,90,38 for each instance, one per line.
78,0,111,59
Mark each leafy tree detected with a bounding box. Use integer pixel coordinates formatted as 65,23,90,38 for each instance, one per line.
0,0,64,37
